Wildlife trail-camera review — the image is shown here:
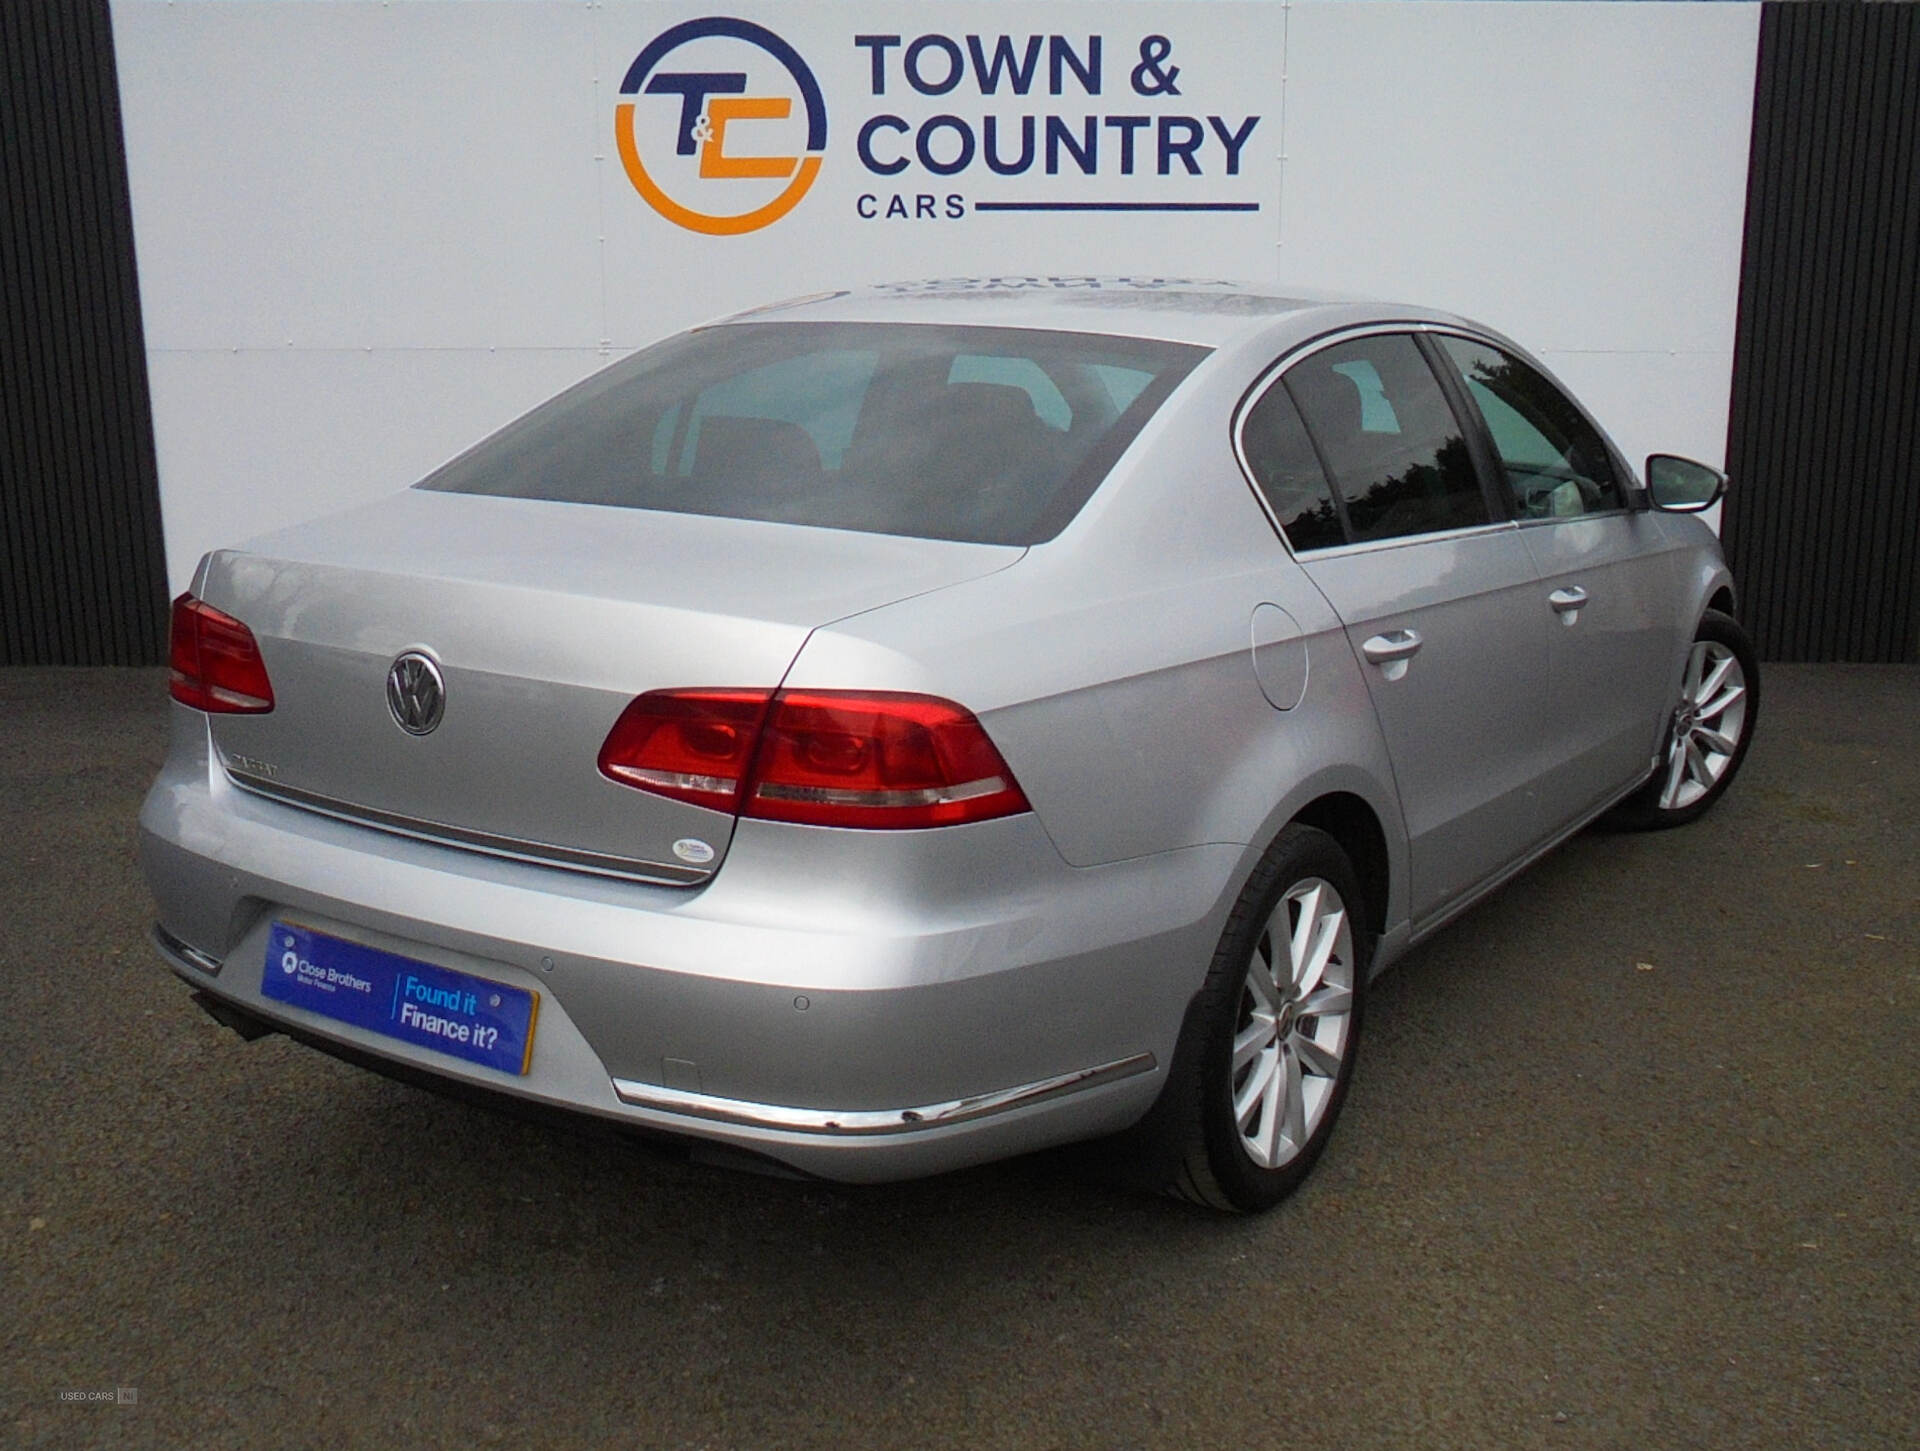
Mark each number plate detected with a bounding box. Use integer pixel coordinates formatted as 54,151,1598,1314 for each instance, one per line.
261,921,538,1076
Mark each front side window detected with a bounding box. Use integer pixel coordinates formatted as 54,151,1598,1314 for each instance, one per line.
1437,336,1623,519
420,323,1206,546
1284,335,1490,543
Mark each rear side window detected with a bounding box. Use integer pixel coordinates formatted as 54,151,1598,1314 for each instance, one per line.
1285,335,1490,543
419,323,1206,546
1239,382,1344,552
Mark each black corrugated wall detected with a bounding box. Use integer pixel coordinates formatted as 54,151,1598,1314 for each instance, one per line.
1723,1,1920,663
1,0,169,666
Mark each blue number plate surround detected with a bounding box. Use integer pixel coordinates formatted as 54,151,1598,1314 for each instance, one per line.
261,921,538,1076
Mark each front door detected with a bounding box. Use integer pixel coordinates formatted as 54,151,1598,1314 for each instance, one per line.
1431,335,1682,828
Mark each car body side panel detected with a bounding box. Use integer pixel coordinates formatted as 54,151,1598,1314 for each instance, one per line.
779,353,1410,935
1296,527,1553,925
1519,511,1701,823
1647,510,1741,733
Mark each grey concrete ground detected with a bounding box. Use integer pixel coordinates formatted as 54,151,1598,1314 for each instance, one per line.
2,664,1915,1450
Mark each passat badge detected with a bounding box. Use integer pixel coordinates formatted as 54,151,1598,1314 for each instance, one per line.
386,652,445,736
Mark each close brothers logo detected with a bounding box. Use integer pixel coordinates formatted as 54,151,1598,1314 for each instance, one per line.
616,17,1262,236
615,17,828,236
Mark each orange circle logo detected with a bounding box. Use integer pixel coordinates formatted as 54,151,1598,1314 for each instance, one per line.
616,18,828,236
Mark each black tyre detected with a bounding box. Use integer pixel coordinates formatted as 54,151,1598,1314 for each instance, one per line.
1134,824,1373,1213
1605,609,1759,831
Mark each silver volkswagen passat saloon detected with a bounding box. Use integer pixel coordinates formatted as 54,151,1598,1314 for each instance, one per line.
141,279,1758,1211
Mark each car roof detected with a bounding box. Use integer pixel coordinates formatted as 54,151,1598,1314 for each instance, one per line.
707,277,1474,349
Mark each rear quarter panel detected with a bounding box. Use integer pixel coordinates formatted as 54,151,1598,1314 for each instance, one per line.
784,345,1410,925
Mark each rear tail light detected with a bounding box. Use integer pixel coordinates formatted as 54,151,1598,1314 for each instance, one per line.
596,689,772,813
598,688,1029,829
168,593,275,713
748,691,1029,828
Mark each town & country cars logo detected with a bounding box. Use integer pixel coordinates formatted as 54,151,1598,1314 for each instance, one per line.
615,17,828,236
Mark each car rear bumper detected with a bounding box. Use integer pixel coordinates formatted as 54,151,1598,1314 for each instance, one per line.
139,707,1237,1181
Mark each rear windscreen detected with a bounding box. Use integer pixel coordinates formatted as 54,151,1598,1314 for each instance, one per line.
418,322,1208,545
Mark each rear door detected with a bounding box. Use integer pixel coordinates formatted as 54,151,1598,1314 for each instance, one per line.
1431,335,1682,826
1244,330,1551,924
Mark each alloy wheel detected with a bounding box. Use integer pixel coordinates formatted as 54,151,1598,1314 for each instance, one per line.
1231,877,1357,1169
1660,640,1750,811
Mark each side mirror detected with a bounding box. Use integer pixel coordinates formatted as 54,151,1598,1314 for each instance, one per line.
1645,454,1727,512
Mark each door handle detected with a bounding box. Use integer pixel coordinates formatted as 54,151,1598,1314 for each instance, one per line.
1361,629,1421,681
1549,586,1588,626
1361,630,1423,664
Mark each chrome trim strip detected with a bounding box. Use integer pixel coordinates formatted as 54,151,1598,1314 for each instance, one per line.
152,923,223,976
612,1052,1157,1136
1511,510,1634,528
223,768,709,887
1287,519,1521,562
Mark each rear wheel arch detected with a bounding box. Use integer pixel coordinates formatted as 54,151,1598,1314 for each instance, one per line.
1290,792,1389,940
1122,820,1374,1211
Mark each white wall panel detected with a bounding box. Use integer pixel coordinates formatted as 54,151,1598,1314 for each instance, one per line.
116,2,603,352
592,3,1286,343
113,1,1759,592
1280,1,1758,481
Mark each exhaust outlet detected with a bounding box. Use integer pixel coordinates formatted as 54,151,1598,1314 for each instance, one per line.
191,991,280,1043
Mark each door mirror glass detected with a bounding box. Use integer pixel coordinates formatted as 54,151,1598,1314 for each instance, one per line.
1646,454,1726,512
